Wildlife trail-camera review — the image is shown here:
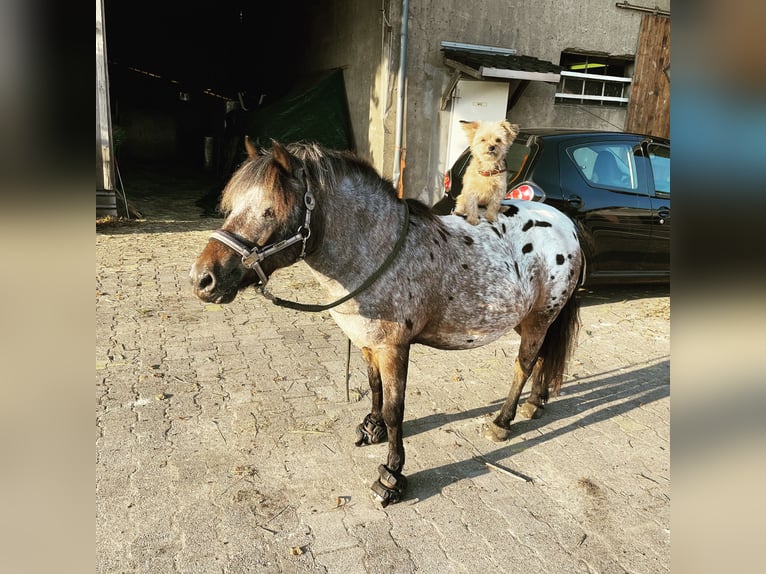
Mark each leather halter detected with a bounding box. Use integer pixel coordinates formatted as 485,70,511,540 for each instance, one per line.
210,188,315,288
208,169,410,313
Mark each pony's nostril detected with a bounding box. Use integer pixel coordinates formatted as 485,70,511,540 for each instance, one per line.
197,271,215,292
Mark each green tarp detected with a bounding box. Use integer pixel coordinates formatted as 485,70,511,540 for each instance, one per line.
196,68,353,215
246,68,353,151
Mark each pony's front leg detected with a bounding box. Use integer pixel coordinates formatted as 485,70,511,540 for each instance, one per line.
354,347,388,446
369,345,410,507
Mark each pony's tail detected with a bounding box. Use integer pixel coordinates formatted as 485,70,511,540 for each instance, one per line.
538,289,581,397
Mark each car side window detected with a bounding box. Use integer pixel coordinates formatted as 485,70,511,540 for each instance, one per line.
647,144,670,195
504,141,533,186
570,143,639,191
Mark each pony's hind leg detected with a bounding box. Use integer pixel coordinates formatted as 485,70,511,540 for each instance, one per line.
490,290,580,436
486,320,546,442
355,347,388,446
486,354,537,442
518,358,547,420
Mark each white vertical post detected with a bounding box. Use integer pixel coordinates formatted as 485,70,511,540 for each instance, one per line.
96,0,117,215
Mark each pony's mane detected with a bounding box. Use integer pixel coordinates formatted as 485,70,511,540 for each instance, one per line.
285,143,443,226
220,142,398,214
288,143,400,203
219,141,443,228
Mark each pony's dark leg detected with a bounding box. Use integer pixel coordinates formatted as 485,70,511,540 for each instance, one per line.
369,345,410,506
486,321,545,442
489,291,580,436
518,358,547,420
519,292,580,421
355,347,387,446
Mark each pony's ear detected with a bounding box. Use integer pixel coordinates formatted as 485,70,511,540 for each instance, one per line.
244,135,259,159
271,141,299,176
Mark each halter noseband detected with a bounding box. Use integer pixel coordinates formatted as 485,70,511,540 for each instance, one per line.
209,187,316,288
208,171,410,313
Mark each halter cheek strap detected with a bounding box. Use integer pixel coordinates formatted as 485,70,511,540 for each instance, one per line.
209,193,410,313
210,189,315,286
209,159,410,313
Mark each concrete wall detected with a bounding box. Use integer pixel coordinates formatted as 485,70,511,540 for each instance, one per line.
304,0,671,205
303,0,398,177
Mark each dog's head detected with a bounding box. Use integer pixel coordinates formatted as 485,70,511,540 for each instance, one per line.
461,120,520,164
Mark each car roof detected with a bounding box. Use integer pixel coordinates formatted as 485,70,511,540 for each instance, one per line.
518,127,669,144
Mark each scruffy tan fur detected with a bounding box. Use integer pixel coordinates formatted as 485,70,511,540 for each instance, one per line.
454,119,520,225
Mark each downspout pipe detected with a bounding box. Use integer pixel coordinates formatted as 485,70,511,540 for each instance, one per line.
392,0,409,197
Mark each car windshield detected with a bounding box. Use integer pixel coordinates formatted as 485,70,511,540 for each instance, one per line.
504,140,532,186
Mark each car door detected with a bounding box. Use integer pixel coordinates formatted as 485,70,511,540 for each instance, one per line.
643,142,671,274
557,139,653,277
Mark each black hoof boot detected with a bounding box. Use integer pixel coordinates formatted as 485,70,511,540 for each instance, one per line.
354,414,387,446
371,464,407,507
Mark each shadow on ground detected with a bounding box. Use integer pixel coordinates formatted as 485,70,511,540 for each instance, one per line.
402,357,669,502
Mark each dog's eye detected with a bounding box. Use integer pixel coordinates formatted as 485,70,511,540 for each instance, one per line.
263,207,275,219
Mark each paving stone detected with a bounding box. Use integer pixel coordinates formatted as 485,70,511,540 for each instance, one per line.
96,170,670,573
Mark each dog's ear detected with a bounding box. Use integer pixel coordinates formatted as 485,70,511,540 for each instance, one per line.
502,121,520,141
460,120,479,139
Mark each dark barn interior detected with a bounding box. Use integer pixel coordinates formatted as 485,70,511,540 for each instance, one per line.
104,1,313,171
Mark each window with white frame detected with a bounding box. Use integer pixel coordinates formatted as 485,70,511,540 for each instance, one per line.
555,52,634,107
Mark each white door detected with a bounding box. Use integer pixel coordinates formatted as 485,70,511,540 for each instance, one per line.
446,80,510,167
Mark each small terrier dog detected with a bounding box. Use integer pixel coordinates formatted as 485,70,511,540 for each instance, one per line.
454,119,519,225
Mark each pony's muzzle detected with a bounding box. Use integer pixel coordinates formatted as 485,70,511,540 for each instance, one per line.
189,262,217,299
193,268,215,293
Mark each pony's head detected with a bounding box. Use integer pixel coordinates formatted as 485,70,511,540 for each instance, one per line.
190,138,311,303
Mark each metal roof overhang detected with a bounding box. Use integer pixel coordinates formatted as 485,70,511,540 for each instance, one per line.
477,67,561,83
440,42,562,110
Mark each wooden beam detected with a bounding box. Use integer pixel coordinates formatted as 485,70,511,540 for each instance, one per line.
625,13,670,139
444,58,482,80
440,70,462,111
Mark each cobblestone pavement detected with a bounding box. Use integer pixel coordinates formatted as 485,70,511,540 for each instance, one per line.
96,166,670,573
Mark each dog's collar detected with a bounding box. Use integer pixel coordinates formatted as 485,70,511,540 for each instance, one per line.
477,167,506,177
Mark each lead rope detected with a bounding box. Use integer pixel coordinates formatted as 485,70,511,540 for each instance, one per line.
266,199,410,312
268,199,409,404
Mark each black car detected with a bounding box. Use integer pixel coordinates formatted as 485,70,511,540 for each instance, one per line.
432,128,670,285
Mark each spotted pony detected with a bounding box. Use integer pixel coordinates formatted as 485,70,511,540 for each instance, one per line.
190,139,582,506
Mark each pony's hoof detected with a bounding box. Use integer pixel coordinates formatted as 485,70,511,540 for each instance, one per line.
354,414,387,446
371,464,407,507
518,402,544,420
485,421,511,442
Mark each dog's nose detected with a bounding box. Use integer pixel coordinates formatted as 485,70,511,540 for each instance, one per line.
488,145,496,152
